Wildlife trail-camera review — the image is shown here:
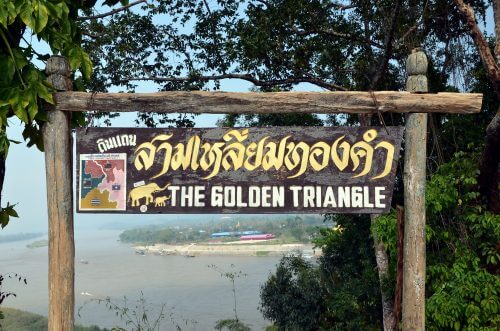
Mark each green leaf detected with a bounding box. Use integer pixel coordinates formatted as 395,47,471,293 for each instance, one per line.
67,47,81,70
0,211,9,228
6,1,16,25
0,56,15,83
13,103,28,123
44,1,61,19
5,205,18,218
35,2,49,33
27,101,37,121
81,51,93,80
20,1,35,30
12,48,29,70
71,111,86,127
36,82,53,104
0,3,8,28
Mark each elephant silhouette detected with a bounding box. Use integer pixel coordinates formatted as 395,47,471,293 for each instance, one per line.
128,182,170,207
154,195,170,207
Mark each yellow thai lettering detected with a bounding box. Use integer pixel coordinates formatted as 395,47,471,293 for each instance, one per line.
132,129,396,180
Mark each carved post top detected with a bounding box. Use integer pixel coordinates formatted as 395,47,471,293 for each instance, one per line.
406,48,428,93
46,56,72,91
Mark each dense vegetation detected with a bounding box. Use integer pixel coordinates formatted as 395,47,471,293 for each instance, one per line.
374,150,500,330
0,307,103,331
119,216,325,244
260,215,383,330
261,153,500,330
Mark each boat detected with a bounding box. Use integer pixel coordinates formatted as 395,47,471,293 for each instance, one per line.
240,234,276,241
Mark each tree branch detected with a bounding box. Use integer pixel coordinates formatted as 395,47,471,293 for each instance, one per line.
453,0,500,96
326,2,357,10
453,0,500,213
369,0,402,90
81,30,107,38
292,27,383,49
112,73,348,91
394,0,429,50
77,0,148,21
493,0,500,63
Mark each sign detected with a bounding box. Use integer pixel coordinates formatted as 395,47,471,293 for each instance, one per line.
76,127,403,214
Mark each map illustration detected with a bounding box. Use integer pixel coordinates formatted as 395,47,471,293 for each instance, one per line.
79,154,127,211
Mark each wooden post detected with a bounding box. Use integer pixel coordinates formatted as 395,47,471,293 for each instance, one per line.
43,56,75,331
402,48,428,331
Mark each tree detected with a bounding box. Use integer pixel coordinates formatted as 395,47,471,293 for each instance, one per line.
260,215,383,330
260,254,327,330
373,149,500,330
0,1,140,226
452,0,500,214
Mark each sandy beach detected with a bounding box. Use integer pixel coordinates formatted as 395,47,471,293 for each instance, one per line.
133,240,321,257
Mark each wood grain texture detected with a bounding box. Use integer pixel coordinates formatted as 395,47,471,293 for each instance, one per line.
402,48,427,331
52,91,482,114
402,113,427,331
43,56,75,331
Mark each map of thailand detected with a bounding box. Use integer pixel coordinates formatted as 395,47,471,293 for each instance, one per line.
79,154,127,211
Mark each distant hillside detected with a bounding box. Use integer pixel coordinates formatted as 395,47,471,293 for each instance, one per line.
120,215,327,245
0,233,44,243
0,307,104,331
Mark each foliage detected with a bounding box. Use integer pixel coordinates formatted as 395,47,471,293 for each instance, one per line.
78,292,197,331
209,264,251,330
214,319,251,331
119,216,324,245
26,239,48,249
314,215,382,330
0,203,18,229
119,225,181,244
260,214,382,330
260,254,325,331
0,0,120,225
0,273,27,324
373,149,500,330
0,307,103,331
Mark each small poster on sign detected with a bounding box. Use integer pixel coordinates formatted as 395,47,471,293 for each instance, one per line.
79,153,127,211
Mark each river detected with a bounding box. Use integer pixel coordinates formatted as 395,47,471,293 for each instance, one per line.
0,229,283,330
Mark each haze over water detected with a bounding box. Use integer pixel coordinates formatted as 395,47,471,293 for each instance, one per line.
1,229,282,330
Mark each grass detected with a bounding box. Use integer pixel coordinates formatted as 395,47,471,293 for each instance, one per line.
0,307,104,331
26,240,48,249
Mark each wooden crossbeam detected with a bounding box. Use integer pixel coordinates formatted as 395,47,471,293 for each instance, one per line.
53,91,482,114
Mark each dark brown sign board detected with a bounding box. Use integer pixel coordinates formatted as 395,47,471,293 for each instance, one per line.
76,127,403,214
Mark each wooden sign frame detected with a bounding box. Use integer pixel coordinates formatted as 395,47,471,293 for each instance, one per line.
41,53,482,331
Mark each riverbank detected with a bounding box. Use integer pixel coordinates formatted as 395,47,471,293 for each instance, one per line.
133,241,321,257
0,307,103,331
2,229,281,330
